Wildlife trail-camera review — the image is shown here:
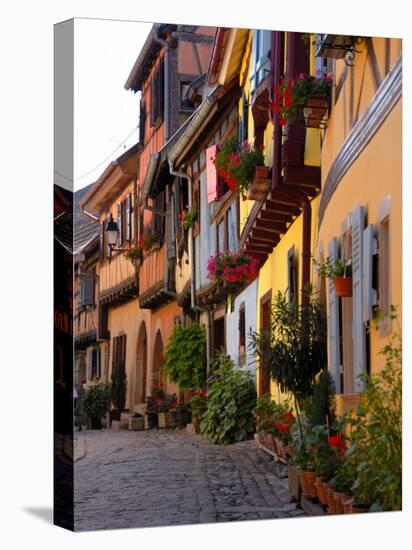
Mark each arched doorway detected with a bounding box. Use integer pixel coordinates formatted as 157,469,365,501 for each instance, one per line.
152,330,166,393
135,322,148,404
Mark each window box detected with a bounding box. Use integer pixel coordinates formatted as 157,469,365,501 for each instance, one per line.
315,34,356,60
303,94,329,128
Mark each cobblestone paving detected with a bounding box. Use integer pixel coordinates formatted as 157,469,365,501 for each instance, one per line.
74,429,306,531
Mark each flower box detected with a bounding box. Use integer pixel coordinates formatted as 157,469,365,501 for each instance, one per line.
333,276,353,297
303,94,329,128
247,165,271,200
288,464,302,502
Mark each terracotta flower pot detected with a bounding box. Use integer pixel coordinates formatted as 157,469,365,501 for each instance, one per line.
326,486,337,514
333,276,353,297
285,445,293,457
333,491,344,515
339,493,353,514
288,465,302,502
315,478,328,505
303,470,317,499
350,503,369,514
297,469,311,498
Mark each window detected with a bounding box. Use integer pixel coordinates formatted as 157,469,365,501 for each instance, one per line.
287,247,297,305
150,59,165,126
117,202,123,247
239,304,246,349
125,193,132,242
180,82,194,111
251,30,272,91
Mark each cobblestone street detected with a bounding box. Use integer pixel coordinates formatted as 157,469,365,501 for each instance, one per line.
74,429,305,531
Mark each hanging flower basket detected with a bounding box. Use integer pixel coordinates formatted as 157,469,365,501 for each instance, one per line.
247,165,271,200
303,93,329,128
333,276,353,297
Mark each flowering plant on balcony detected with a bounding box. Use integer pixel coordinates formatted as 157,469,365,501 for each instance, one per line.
207,251,260,286
270,72,332,125
213,133,264,196
124,242,143,263
179,205,197,231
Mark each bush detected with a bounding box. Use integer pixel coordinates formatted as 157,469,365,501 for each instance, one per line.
111,361,127,410
346,328,402,511
80,383,111,421
200,352,256,444
163,324,206,392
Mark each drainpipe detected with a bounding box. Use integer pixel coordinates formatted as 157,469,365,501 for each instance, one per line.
153,25,170,140
270,31,312,301
168,159,212,372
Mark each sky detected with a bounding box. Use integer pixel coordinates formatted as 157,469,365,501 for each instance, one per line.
69,18,152,191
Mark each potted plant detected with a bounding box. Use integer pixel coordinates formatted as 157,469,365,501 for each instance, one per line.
213,133,265,199
207,251,260,287
110,361,128,425
124,243,143,267
315,256,353,297
270,72,332,128
80,383,111,430
200,351,256,445
145,396,159,429
187,388,208,434
129,412,144,431
157,401,169,428
180,205,197,231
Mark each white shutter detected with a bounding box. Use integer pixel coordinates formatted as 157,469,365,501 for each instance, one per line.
117,202,123,246
351,205,366,392
87,349,93,381
327,238,341,393
362,224,378,322
125,194,131,241
250,31,258,91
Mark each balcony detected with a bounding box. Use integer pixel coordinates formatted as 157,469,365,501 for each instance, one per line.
138,243,176,309
99,252,138,307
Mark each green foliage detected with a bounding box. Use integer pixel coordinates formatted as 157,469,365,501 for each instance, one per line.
346,328,402,510
307,370,337,429
249,288,327,409
163,324,206,392
180,205,197,231
111,361,127,410
200,352,256,444
314,256,352,279
80,383,111,421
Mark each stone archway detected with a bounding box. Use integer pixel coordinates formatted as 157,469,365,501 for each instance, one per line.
135,322,148,404
152,330,165,393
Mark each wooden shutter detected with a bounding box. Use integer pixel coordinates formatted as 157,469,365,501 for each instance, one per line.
96,348,101,379
87,349,93,380
159,59,165,120
351,205,366,392
327,238,342,394
105,216,112,258
362,224,378,322
125,193,131,241
79,275,85,306
206,145,218,203
117,203,123,246
139,99,146,143
100,221,105,261
83,274,94,306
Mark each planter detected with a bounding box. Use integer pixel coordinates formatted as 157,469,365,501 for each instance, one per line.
192,415,202,434
129,416,144,431
172,407,190,429
288,464,302,502
350,503,369,514
167,411,176,428
303,470,318,499
326,485,337,514
90,417,102,430
333,491,345,515
158,412,168,429
333,276,353,297
275,438,288,460
257,430,266,446
285,444,294,458
315,477,328,506
247,165,271,200
303,94,329,128
144,412,158,430
265,432,276,453
298,469,316,499
338,493,353,514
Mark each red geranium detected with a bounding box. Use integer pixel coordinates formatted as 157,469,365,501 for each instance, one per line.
328,434,346,455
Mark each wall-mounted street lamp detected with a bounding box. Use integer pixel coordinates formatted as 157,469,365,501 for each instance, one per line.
105,213,119,248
